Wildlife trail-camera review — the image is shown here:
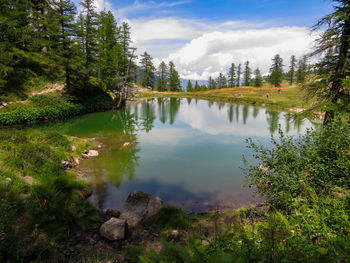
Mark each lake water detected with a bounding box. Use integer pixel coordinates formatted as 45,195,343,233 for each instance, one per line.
36,98,318,213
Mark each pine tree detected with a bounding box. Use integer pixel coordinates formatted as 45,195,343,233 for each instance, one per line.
140,52,155,88
168,61,181,91
194,80,200,91
236,64,242,86
96,10,118,91
0,0,37,91
269,54,284,87
79,0,98,84
243,61,251,86
208,76,217,89
227,63,236,87
254,68,263,87
216,73,227,89
296,57,308,84
186,80,193,92
119,22,132,79
289,55,297,85
156,61,168,91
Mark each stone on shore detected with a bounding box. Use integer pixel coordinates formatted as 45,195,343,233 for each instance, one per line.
120,191,163,229
99,218,126,241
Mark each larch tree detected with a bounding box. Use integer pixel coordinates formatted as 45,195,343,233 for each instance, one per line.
156,61,168,91
236,64,242,86
243,61,252,86
96,10,118,92
79,0,98,85
254,68,263,87
227,63,236,87
296,57,308,84
168,61,181,91
306,0,350,125
289,55,297,85
140,52,155,88
269,54,284,87
208,76,217,89
216,73,227,89
186,80,193,92
194,80,200,91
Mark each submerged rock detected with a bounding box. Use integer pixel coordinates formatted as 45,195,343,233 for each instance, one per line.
120,191,163,229
100,218,126,241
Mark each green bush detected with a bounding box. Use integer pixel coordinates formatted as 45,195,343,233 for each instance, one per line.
0,103,84,125
244,118,350,211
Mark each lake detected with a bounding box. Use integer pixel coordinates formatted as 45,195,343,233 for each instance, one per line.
36,98,317,213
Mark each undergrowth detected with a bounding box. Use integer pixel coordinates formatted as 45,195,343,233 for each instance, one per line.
0,129,98,262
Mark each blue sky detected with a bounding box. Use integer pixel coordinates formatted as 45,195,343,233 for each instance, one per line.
85,0,334,80
105,0,333,27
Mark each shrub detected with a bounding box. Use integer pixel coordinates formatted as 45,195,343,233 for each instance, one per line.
244,118,350,211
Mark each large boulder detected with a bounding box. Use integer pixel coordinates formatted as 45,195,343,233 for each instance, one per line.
99,218,126,241
120,191,163,229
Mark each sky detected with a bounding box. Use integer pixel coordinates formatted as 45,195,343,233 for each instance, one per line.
77,0,335,80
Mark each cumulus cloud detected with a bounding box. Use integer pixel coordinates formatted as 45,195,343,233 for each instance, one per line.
158,27,319,80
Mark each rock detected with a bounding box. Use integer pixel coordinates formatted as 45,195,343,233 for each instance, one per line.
71,145,77,152
123,142,131,147
88,150,99,157
98,144,102,149
82,150,99,158
61,160,73,169
167,229,180,241
74,157,81,165
120,191,164,229
99,218,126,241
105,209,121,219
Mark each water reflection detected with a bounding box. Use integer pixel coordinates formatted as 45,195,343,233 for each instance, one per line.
32,98,318,212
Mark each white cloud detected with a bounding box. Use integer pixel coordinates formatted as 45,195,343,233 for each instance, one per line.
158,27,319,80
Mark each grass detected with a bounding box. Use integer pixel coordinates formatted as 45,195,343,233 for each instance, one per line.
139,82,314,111
0,129,99,262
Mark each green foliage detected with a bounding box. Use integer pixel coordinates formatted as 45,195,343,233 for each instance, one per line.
168,61,182,92
0,89,114,126
140,52,156,88
150,206,196,232
0,102,84,125
268,54,284,87
245,119,350,210
216,73,227,89
254,68,263,87
157,61,169,92
243,61,252,86
0,129,98,261
227,63,236,88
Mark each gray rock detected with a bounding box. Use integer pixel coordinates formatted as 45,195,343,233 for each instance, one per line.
88,150,99,157
99,218,126,241
71,145,77,152
61,160,72,169
105,209,121,219
120,191,163,229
